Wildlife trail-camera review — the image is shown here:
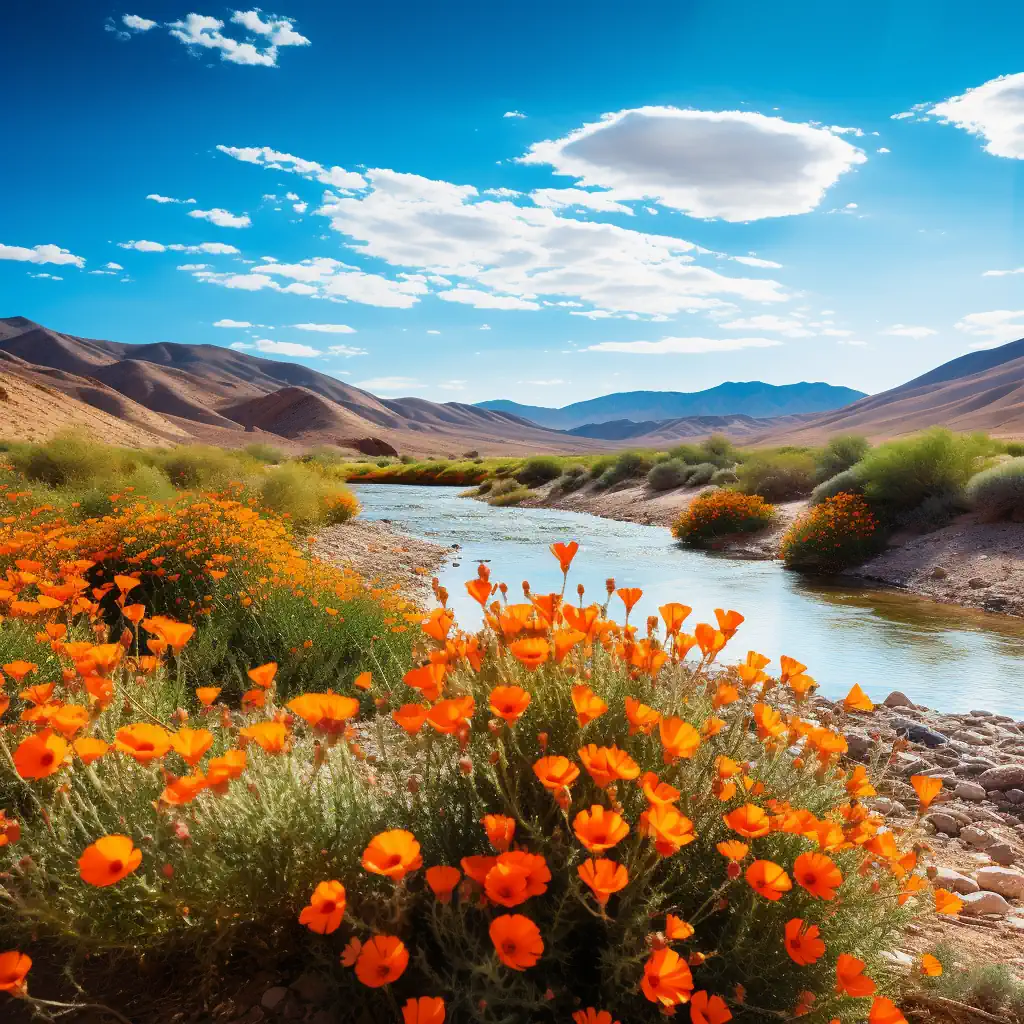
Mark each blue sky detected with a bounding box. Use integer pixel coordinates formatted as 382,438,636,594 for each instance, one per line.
2,1,1023,405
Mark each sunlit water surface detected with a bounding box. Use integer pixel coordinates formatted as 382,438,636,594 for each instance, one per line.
353,484,1024,717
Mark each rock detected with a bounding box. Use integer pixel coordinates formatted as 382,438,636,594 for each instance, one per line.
986,843,1018,867
954,781,988,802
971,709,995,718
1007,789,1024,805
261,987,289,1012
884,691,915,709
968,577,990,589
960,890,1011,916
891,717,948,748
953,731,991,746
869,797,908,816
961,826,995,849
978,765,1024,791
925,812,961,836
929,566,947,580
339,436,399,457
1006,917,1024,932
932,867,980,894
881,950,914,967
291,972,330,1004
960,758,999,776
975,866,1024,899
845,732,875,760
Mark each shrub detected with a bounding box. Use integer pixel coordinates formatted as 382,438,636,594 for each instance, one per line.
810,468,863,506
699,434,737,468
684,462,718,487
710,467,738,485
516,457,562,487
672,489,777,545
244,442,286,464
781,493,881,573
257,464,360,532
736,451,817,502
13,429,143,489
646,459,688,490
666,443,704,465
159,445,247,489
556,466,588,493
855,428,992,514
965,457,1024,521
588,456,616,480
488,484,531,506
1003,441,1024,457
596,451,652,489
815,435,870,483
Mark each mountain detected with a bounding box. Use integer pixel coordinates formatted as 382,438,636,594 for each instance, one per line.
0,317,608,456
569,413,817,442
755,337,1024,444
476,381,866,429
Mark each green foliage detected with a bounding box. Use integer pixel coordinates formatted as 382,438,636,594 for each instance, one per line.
256,463,360,532
588,456,617,480
646,459,688,490
672,489,777,545
815,435,870,483
699,434,738,468
684,462,718,487
666,443,704,465
736,451,817,502
965,457,1024,521
810,468,863,506
928,945,1024,1019
158,445,251,489
1003,441,1024,457
709,467,738,485
781,493,881,573
10,429,143,488
244,442,287,464
516,457,563,487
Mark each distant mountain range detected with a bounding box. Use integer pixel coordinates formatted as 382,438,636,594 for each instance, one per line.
476,381,867,429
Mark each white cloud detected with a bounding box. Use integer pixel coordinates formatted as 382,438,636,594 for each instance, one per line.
479,324,491,330
166,11,309,67
721,314,813,337
293,323,356,333
356,376,425,393
437,288,541,310
583,336,784,354
89,270,117,276
118,240,239,254
123,13,157,31
252,338,321,358
147,193,196,204
426,330,441,335
437,380,467,391
982,267,1024,277
503,111,527,119
483,187,522,198
292,201,308,214
819,328,854,337
105,262,124,270
28,272,63,280
189,207,251,228
929,73,1024,159
327,344,367,357
213,318,252,328
876,147,891,154
520,106,866,221
881,324,938,339
178,263,211,271
954,309,1024,347
216,145,365,190
0,243,85,267
229,341,254,350
530,188,634,215
731,255,783,268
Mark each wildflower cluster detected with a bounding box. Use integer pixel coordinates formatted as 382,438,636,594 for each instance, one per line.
672,490,777,547
0,531,957,1023
780,493,881,573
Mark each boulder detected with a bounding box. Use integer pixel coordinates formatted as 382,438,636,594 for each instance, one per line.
844,732,876,760
925,812,961,836
883,691,915,709
932,867,979,894
978,765,1024,791
975,866,1024,899
961,825,995,849
339,437,399,457
959,890,1011,916
986,843,1018,867
891,718,948,748
954,781,988,802
1007,789,1024,805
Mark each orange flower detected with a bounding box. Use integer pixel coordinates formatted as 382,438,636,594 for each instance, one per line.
641,947,694,1007
659,602,691,635
489,685,531,726
19,683,54,706
616,587,643,615
288,692,360,735
784,919,825,965
690,990,731,1024
920,954,942,977
78,834,142,887
724,804,770,839
640,804,695,856
73,736,109,765
550,540,579,573
552,627,585,663
573,805,629,852
49,704,89,739
484,860,532,907
489,914,543,971
793,851,842,900
482,814,516,851
122,604,146,625
868,997,907,1024
736,650,770,687
340,937,361,967
460,854,498,886
114,574,141,594
3,661,37,683
641,771,681,805
752,703,786,740
362,829,422,881
509,637,550,671
299,880,346,934
578,744,640,788
354,671,372,691
716,840,749,861
659,717,700,762
665,915,694,940
842,683,874,712
247,662,278,689
835,953,876,997
13,729,67,779
86,644,124,676
115,723,171,763
425,865,461,903
746,860,792,901
355,935,408,988
778,655,806,683
694,623,725,658
845,764,877,798
402,996,446,1024
573,1010,619,1024
427,696,475,735
0,950,31,994
0,812,21,848
577,858,628,906
170,727,214,766
933,888,963,915
572,685,608,727
195,687,221,707
533,755,580,791
160,774,208,805
910,775,943,812
403,663,447,701
625,697,661,737
421,608,454,642
240,721,290,754
206,749,246,788
392,703,430,734
712,682,739,709
714,608,744,639
465,577,493,607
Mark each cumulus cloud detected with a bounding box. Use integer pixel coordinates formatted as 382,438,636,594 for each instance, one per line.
0,243,85,267
520,106,866,221
123,13,157,30
118,240,239,254
293,323,356,333
982,266,1024,277
28,272,63,280
437,288,541,310
177,263,211,271
147,193,196,204
881,324,938,339
250,338,320,357
228,341,253,350
583,336,784,354
954,309,1024,347
327,344,367,357
720,314,813,337
189,207,252,228
503,111,527,119
929,73,1024,158
529,188,634,215
213,318,252,327
105,262,124,270
217,145,365,190
165,11,309,67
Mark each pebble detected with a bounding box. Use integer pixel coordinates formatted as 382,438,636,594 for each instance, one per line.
954,781,988,801
926,812,961,836
932,867,980,894
975,866,1024,899
961,826,995,849
960,890,1012,916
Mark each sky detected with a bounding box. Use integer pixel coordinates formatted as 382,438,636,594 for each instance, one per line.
2,1,1024,406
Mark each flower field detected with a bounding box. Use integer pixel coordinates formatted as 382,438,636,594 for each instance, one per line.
0,486,962,1023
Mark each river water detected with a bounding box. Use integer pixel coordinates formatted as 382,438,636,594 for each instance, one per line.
353,484,1024,717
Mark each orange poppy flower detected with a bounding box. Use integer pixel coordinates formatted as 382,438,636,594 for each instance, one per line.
355,935,408,988
694,623,725,658
362,829,422,881
114,574,141,594
550,540,579,573
714,607,744,638
665,915,694,940
784,919,825,965
0,812,20,847
573,805,629,852
562,603,600,636
845,764,876,798
489,686,531,726
13,729,67,779
641,947,694,1007
793,851,843,900
49,704,89,739
920,954,942,977
752,703,786,740
247,662,278,689
659,717,700,762
736,650,770,687
641,771,681,805
0,950,31,994
712,682,739,709
240,721,290,753
659,602,691,636
196,687,221,707
533,755,580,791
403,663,447,701
572,685,608,727
616,588,643,616
354,671,372,691
73,736,109,765
3,661,37,683
868,997,907,1024
933,888,963,915
552,627,586,663
724,804,770,839
910,775,942,812
86,644,124,676
897,874,928,905
19,682,55,706
340,937,362,967
482,814,516,851
716,840,749,862
489,914,543,971
842,683,874,712
288,692,360,735
465,577,493,607
170,727,214,766
392,703,430,734
484,860,532,907
298,880,346,934
160,774,208,805
689,990,731,1024
577,858,628,906
426,696,475,735
640,804,695,856
206,749,246,789
495,851,550,897
624,696,661,736
115,723,171,763
402,996,446,1024
78,834,142,887
508,637,550,672
122,604,146,625
836,953,876,997
425,865,461,903
421,608,454,642
460,854,498,886
746,860,792,901
578,744,640,788
572,1010,619,1024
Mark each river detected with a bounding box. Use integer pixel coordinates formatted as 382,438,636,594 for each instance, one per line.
353,484,1024,717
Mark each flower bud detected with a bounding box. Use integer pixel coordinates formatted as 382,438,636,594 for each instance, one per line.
488,751,500,766
459,756,473,775
727,862,741,879
407,776,420,794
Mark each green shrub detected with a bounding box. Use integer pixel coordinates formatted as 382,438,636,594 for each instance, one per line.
13,430,142,488
684,462,718,486
244,442,286,464
159,445,248,489
588,456,616,480
488,484,532,506
965,458,1024,521
666,443,704,465
810,468,863,506
815,435,869,483
257,464,360,532
516,457,562,487
781,493,882,572
710,467,738,485
736,452,816,501
595,451,651,488
1003,441,1024,457
646,459,688,490
699,434,738,468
